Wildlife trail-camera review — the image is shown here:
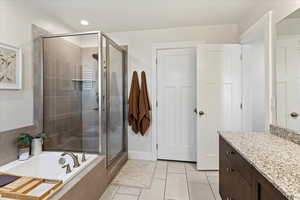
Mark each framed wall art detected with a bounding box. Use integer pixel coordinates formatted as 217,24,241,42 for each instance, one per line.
0,42,22,90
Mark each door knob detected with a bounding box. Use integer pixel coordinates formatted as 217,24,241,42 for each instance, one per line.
290,112,299,118
199,111,205,116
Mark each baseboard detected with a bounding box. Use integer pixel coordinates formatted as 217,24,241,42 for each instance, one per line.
128,151,155,160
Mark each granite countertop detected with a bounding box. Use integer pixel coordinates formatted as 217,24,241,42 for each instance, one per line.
219,131,300,200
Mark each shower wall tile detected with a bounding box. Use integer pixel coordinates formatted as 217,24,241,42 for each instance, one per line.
44,77,56,97
43,118,55,134
56,79,72,96
43,36,84,152
55,115,71,133
44,96,56,117
81,47,99,153
71,94,82,113
55,96,71,115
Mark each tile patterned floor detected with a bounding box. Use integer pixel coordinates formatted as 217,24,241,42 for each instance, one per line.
112,160,156,188
100,160,221,200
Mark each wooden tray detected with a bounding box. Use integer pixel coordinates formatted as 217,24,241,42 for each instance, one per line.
0,173,63,200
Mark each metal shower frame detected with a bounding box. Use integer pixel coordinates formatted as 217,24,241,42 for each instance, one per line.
40,31,128,167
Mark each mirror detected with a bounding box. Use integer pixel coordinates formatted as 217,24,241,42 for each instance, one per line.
276,8,300,132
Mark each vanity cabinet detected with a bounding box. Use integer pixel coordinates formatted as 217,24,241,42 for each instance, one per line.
219,136,288,200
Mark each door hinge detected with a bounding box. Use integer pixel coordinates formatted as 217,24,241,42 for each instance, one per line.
156,144,158,150
240,103,243,109
156,101,158,107
240,53,243,61
156,58,158,65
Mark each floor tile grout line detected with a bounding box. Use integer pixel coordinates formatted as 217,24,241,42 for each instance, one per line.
136,186,142,200
111,185,120,200
205,172,217,200
184,164,191,200
163,161,169,200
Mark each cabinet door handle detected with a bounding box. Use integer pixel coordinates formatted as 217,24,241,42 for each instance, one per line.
226,168,234,173
226,151,235,155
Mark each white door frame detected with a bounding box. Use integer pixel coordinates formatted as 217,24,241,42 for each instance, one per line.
151,41,204,161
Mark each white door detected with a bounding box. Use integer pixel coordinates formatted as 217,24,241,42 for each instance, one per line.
197,44,242,170
276,38,300,131
157,48,197,161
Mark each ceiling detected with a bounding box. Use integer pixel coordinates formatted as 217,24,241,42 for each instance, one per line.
30,0,284,33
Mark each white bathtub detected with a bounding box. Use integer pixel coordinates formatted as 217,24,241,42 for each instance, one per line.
0,151,98,183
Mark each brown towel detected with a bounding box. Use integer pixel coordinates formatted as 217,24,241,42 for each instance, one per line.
139,71,151,135
128,71,140,133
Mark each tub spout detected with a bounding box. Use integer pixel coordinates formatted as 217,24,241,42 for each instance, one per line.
61,152,80,168
62,164,72,174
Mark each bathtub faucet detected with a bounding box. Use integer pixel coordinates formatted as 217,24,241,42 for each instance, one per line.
61,152,80,168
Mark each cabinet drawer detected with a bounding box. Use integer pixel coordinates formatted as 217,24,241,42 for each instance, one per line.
219,135,289,200
220,136,253,185
220,136,235,163
219,150,232,198
231,151,253,185
254,172,288,200
231,171,252,200
220,157,252,200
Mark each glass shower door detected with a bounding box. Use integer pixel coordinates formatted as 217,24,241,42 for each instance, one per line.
106,39,125,165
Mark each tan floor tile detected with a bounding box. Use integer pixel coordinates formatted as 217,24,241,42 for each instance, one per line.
117,186,141,196
188,182,215,200
185,163,197,171
186,171,208,183
112,160,155,188
205,171,219,177
168,161,186,174
99,185,119,200
112,194,138,200
156,160,168,169
211,183,222,200
165,173,189,200
139,179,165,200
104,160,221,200
207,175,219,184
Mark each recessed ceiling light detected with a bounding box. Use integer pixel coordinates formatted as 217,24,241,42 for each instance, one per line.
80,20,89,26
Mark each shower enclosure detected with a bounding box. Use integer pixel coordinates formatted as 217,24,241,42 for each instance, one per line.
41,31,127,166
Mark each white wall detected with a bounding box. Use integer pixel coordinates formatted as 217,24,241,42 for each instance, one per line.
240,4,300,126
242,42,266,131
240,12,273,131
108,24,239,159
0,1,75,132
239,2,300,34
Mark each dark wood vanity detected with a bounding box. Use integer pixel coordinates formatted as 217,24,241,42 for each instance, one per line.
219,136,288,200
